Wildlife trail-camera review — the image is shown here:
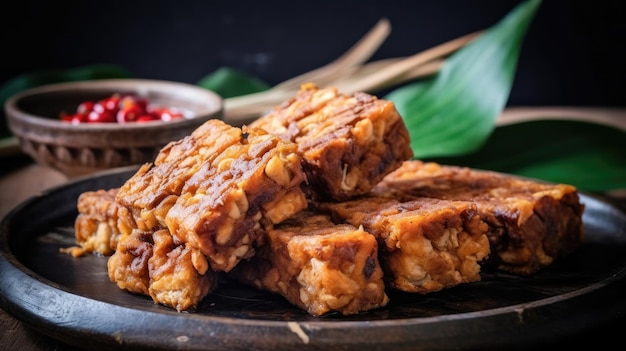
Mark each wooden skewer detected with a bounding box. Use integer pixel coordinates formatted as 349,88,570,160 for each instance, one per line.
224,29,483,124
331,58,443,92
337,30,482,94
222,62,445,126
498,107,626,131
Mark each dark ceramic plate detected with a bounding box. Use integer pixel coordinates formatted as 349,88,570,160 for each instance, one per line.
1,166,626,351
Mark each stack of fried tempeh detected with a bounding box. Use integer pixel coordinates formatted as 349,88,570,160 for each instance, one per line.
70,83,584,316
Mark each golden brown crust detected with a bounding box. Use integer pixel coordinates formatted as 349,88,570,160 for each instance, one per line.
318,196,490,293
74,188,132,256
375,160,585,275
72,86,585,317
107,228,219,312
250,83,413,201
107,229,153,296
73,186,219,311
228,212,389,316
148,229,218,312
117,119,242,228
116,119,308,272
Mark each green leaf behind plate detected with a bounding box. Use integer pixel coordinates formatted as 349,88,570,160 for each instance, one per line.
426,120,626,193
385,0,542,159
196,67,271,99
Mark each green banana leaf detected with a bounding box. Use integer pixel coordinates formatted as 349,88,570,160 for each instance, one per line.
197,67,270,99
381,0,625,193
385,0,542,159
426,120,626,193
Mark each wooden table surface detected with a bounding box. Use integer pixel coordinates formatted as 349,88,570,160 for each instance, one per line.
1,148,625,350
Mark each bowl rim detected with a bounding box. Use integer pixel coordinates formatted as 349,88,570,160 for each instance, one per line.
4,78,223,131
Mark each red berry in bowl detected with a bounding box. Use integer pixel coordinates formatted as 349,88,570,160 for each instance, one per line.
119,95,148,112
87,110,116,123
92,102,106,114
60,93,189,124
102,94,122,111
136,114,159,122
154,107,185,121
116,105,144,123
77,101,95,115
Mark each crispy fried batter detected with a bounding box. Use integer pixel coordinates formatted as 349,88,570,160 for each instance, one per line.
117,119,243,232
71,85,585,317
148,229,218,311
73,187,218,311
107,227,219,311
375,160,585,275
229,212,388,316
318,196,490,293
116,119,308,272
250,83,413,201
74,188,132,256
107,228,153,296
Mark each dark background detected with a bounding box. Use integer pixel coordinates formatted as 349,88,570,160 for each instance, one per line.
1,0,625,107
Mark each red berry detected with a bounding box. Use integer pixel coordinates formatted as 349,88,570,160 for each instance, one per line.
77,101,95,115
92,102,106,114
118,95,134,109
87,110,116,123
116,105,144,123
62,93,180,124
70,115,85,124
119,95,148,112
103,94,122,111
61,112,88,124
136,114,159,122
60,111,71,121
154,108,184,121
73,113,89,123
135,97,148,112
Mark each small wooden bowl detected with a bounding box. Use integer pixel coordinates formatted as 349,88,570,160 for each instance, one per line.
5,79,223,177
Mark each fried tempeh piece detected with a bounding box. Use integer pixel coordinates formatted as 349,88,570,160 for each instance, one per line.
228,212,389,316
148,229,218,311
117,119,243,233
375,161,585,276
249,83,413,201
107,229,153,296
319,196,490,294
107,227,219,312
73,188,133,256
116,119,308,272
71,185,218,311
